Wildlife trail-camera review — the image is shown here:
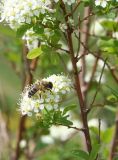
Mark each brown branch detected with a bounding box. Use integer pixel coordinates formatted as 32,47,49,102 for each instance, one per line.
79,7,91,100
30,58,38,72
60,1,92,152
14,42,38,160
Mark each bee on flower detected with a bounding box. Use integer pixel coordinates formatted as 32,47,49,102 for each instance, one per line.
18,74,73,117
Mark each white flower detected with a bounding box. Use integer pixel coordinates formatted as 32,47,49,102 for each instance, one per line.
63,0,76,5
0,0,54,29
95,0,109,8
68,17,74,26
19,139,27,148
90,19,106,36
59,23,67,32
41,135,54,144
19,74,73,116
22,28,39,51
113,32,118,39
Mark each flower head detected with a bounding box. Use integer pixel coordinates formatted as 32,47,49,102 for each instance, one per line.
0,0,76,29
19,74,73,117
0,0,53,29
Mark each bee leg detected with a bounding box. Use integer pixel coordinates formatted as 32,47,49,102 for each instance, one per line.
39,93,41,99
47,89,52,94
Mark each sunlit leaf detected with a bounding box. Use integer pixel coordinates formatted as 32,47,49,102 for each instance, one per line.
27,47,42,59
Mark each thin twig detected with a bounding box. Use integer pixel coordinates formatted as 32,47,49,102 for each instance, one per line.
65,0,81,18
80,40,118,86
81,5,118,22
98,119,101,145
58,47,70,53
88,58,107,113
55,123,85,132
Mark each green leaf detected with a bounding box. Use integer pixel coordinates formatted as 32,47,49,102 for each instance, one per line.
105,105,117,113
41,45,52,53
50,30,61,44
101,127,114,143
27,47,42,59
101,20,118,31
107,95,118,103
33,25,44,34
53,111,73,126
99,38,118,55
7,52,20,63
88,144,100,160
72,149,89,160
63,104,77,115
16,24,32,38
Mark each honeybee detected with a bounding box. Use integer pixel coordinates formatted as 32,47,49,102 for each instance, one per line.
28,80,53,98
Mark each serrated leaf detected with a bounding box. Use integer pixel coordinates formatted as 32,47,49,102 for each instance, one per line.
63,104,77,115
88,144,100,160
27,47,42,59
72,149,89,160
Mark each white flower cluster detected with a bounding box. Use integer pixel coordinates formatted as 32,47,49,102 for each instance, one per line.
0,0,76,29
19,74,73,116
95,0,109,8
22,28,39,51
0,0,53,29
